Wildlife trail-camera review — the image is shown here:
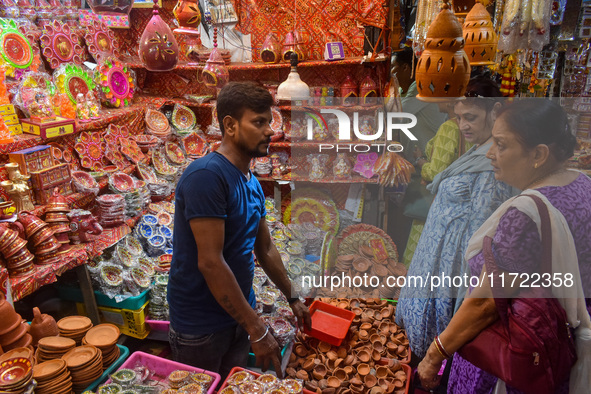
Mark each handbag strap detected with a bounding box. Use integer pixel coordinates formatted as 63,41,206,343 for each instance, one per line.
482,194,552,326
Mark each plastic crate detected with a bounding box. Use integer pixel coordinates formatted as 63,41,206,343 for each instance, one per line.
105,351,221,394
145,318,169,332
219,366,315,393
85,344,130,392
58,284,150,310
76,301,150,339
302,300,355,346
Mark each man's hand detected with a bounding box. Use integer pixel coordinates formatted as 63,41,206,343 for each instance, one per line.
289,299,312,331
251,331,283,378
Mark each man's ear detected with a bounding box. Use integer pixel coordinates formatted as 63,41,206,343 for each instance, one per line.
222,115,237,137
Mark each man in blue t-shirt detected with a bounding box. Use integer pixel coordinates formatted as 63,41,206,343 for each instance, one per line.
168,82,311,380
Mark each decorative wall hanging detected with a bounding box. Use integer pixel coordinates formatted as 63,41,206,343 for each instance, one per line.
84,20,121,62
0,18,34,78
39,20,83,69
74,131,109,171
53,63,96,104
94,57,135,108
139,0,179,71
462,1,497,65
415,3,471,101
202,28,229,90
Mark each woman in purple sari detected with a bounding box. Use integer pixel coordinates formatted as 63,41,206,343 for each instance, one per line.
416,99,591,393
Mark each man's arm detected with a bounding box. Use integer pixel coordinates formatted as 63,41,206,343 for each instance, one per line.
254,219,311,330
190,217,283,376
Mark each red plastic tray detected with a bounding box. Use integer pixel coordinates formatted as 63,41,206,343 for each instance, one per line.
302,300,355,346
219,367,315,394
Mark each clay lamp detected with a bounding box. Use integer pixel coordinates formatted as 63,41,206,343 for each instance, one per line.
357,363,371,377
462,1,497,65
357,349,371,363
261,33,281,64
172,0,203,61
415,3,471,101
281,31,304,62
139,0,179,71
364,374,378,388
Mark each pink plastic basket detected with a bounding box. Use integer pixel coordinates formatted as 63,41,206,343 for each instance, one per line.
112,351,221,394
145,318,170,332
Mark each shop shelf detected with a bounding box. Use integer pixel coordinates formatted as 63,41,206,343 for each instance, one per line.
57,284,150,310
302,300,355,346
104,351,221,394
219,366,315,393
85,344,130,392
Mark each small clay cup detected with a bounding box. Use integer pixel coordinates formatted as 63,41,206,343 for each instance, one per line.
357,363,370,377
364,374,377,388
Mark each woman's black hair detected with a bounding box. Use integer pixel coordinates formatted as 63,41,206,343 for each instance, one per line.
497,99,576,162
462,75,503,113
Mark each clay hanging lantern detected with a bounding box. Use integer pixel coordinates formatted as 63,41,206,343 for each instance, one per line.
340,75,358,106
462,1,497,65
260,33,281,64
415,3,471,101
172,0,203,62
282,31,304,62
139,0,179,72
359,75,378,106
202,27,229,90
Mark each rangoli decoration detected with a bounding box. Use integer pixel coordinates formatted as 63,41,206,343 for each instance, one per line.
39,20,84,69
94,57,135,108
53,63,96,104
84,20,121,62
74,131,110,171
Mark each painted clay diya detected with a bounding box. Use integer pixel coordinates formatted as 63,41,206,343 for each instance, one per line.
131,267,150,288
119,137,145,164
72,171,99,189
95,57,135,108
84,20,121,62
136,164,158,183
145,109,169,133
0,357,32,385
138,223,153,238
0,19,35,78
158,225,172,239
148,235,165,248
50,146,63,161
104,144,131,170
39,20,83,69
111,369,136,387
152,149,177,175
96,194,124,205
125,236,143,255
116,246,134,268
157,211,172,226
141,214,158,226
100,264,123,287
171,104,196,131
165,142,185,165
182,132,209,158
75,132,109,171
110,172,135,193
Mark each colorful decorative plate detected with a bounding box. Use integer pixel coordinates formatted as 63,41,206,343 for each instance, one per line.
39,20,84,69
111,172,135,193
95,57,135,108
101,264,123,287
0,18,34,78
105,143,131,170
337,223,399,262
182,132,209,158
165,142,185,165
283,189,339,235
171,104,196,131
152,149,176,175
145,109,169,133
119,137,145,164
0,357,31,384
74,131,109,171
84,20,121,62
137,164,158,183
53,63,96,104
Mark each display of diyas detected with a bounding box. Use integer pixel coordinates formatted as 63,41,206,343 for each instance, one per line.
82,323,121,370
57,315,93,345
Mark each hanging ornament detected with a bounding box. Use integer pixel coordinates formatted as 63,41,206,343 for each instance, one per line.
412,0,448,57
172,0,203,62
415,3,471,101
139,0,179,72
462,1,497,65
202,27,229,90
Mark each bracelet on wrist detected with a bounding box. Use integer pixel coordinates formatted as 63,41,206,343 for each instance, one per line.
434,335,451,359
249,326,269,344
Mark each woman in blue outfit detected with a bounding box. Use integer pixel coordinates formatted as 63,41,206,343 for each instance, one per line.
395,77,517,359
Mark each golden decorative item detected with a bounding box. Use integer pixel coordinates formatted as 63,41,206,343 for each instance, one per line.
462,1,497,65
415,3,471,102
1,163,35,212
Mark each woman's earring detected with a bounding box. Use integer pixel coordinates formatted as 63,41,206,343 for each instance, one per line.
534,162,538,169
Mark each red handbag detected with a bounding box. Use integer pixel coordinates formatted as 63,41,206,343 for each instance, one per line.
458,194,577,394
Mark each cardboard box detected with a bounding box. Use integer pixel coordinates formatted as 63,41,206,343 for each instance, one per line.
33,180,73,204
8,145,52,175
21,117,76,139
76,301,150,339
8,124,22,136
30,163,71,190
3,114,19,126
0,104,15,116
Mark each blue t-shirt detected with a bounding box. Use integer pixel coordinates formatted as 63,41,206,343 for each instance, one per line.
167,152,266,335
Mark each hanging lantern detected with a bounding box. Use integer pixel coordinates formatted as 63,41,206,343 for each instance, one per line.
415,3,471,101
277,53,310,103
260,33,281,64
139,0,179,72
462,1,497,65
202,28,229,90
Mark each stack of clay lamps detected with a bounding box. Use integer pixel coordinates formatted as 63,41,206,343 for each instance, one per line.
288,298,409,394
44,188,72,254
0,224,34,277
18,211,61,266
57,316,93,346
82,323,121,370
36,337,77,363
0,292,32,351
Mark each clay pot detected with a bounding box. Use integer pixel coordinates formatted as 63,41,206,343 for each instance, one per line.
351,307,363,316
172,0,201,30
46,188,70,212
357,363,370,377
30,307,59,346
